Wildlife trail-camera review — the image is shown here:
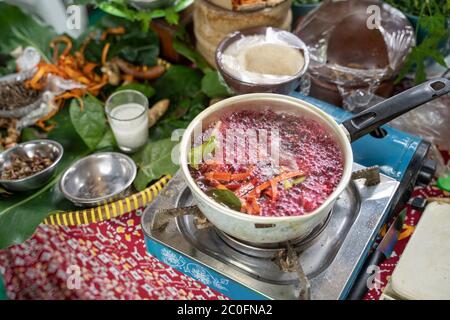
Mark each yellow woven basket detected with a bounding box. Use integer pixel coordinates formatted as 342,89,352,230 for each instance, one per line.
43,176,171,226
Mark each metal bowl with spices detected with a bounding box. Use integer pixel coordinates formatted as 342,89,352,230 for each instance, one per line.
0,140,63,192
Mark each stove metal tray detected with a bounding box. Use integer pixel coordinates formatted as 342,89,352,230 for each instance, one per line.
142,164,399,300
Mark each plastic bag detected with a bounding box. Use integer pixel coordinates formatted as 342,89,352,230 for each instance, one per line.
389,96,450,176
1,47,85,129
294,0,415,110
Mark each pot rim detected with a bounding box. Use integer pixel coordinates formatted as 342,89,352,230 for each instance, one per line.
179,93,354,223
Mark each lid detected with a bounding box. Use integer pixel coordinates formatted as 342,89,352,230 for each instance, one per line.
391,202,450,300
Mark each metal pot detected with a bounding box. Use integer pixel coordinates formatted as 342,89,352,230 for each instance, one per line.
179,78,450,244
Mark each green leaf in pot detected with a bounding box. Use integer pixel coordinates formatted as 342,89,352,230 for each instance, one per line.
283,175,307,190
0,107,90,249
206,189,242,212
189,135,217,170
69,95,107,151
133,138,179,191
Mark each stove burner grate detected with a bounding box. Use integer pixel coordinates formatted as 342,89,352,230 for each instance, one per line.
215,210,332,259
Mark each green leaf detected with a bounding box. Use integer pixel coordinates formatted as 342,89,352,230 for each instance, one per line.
0,54,16,76
115,82,155,98
201,70,231,98
79,15,160,66
69,95,107,150
20,127,42,142
149,93,208,140
0,3,57,62
206,189,242,212
164,7,180,25
76,0,193,26
154,66,203,103
189,135,217,169
0,107,90,249
132,138,179,191
284,176,307,190
173,28,211,72
95,127,117,151
394,1,449,84
0,187,13,196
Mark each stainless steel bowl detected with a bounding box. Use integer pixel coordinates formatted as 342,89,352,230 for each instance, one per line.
60,152,137,207
0,140,64,192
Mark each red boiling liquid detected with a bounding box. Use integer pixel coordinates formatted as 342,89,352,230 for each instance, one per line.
190,110,344,217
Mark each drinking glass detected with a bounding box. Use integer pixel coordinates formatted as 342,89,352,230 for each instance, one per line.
105,90,149,153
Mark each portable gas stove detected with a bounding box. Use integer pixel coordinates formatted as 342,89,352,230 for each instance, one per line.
142,95,435,300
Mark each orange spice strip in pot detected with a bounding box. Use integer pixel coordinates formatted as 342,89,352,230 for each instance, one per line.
250,171,306,198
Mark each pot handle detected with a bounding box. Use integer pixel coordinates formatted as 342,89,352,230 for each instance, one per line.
341,78,450,142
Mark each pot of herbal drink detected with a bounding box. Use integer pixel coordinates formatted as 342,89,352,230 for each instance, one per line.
216,27,309,95
179,78,450,244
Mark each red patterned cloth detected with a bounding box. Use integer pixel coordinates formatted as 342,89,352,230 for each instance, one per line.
0,209,227,300
0,151,449,300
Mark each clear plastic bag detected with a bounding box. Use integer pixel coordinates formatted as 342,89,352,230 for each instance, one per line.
294,0,415,110
1,47,85,126
389,96,450,176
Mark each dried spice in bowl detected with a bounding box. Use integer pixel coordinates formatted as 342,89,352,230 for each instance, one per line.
1,153,54,181
0,81,40,111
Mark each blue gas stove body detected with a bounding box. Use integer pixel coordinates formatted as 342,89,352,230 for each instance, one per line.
143,95,428,300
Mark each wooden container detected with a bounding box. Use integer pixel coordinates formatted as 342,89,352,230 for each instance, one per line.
194,0,292,67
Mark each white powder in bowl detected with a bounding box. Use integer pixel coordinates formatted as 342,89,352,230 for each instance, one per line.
220,32,306,85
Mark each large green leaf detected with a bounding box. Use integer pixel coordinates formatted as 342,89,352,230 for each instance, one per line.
201,69,231,98
69,95,107,151
132,138,179,191
0,3,56,62
0,107,89,249
154,66,203,104
115,82,156,98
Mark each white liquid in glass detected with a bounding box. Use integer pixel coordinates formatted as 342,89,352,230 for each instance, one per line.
109,103,148,152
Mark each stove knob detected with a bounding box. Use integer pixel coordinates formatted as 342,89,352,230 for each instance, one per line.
416,159,437,186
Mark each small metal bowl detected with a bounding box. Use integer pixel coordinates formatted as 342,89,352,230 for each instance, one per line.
60,152,137,207
0,140,64,192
